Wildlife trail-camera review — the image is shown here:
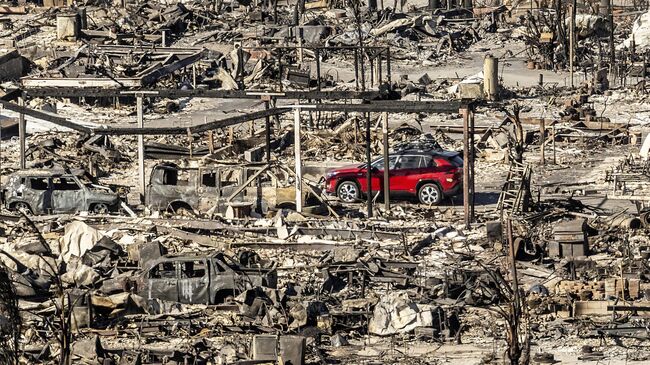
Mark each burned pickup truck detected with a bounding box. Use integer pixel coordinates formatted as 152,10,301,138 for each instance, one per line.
136,252,277,304
145,161,321,216
1,169,125,214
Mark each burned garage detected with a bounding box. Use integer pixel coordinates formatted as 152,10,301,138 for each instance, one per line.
1,0,650,363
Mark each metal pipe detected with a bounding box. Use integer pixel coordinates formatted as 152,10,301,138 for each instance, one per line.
265,101,271,163
570,3,575,88
294,107,303,213
386,47,392,88
316,48,321,92
462,106,470,229
366,112,372,217
382,112,390,211
539,118,546,166
18,95,25,169
469,108,475,221
137,95,145,203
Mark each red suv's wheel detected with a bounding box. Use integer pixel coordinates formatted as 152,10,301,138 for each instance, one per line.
418,183,442,205
337,181,360,203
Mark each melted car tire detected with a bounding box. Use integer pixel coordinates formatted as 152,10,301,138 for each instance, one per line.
418,183,442,205
336,181,360,203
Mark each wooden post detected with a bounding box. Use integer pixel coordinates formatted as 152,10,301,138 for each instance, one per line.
137,95,145,203
382,112,390,211
18,95,25,169
294,107,303,213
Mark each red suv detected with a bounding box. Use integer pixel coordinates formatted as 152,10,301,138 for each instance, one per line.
325,150,463,205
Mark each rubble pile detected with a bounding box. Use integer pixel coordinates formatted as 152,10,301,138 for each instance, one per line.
1,0,650,363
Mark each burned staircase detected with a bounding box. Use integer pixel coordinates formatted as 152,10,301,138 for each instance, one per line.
498,160,532,219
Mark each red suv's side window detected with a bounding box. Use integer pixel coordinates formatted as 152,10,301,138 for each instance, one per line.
395,156,421,170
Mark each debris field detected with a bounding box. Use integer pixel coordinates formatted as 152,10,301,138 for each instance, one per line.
1,0,650,364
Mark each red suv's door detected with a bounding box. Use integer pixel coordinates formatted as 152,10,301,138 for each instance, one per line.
390,155,425,193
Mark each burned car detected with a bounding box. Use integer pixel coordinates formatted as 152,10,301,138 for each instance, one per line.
1,169,123,214
136,251,277,304
145,161,320,215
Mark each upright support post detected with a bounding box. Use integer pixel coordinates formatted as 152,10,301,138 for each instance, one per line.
316,48,321,92
609,3,615,70
570,3,576,88
192,64,197,88
469,108,475,221
461,106,471,229
265,101,271,163
294,107,303,213
354,49,360,90
382,112,390,211
137,95,145,203
366,112,372,218
0,105,3,172
539,118,546,166
18,95,25,169
386,47,392,88
552,124,557,164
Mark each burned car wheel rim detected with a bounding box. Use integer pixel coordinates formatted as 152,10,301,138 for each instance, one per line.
337,182,358,202
14,203,31,214
92,203,109,214
419,185,440,205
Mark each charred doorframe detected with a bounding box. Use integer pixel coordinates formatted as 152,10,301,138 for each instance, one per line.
240,45,392,92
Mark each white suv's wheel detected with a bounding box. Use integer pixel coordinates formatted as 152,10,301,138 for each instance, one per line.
337,181,360,203
418,183,442,205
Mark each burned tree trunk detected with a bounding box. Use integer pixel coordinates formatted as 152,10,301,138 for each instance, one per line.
0,264,20,365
